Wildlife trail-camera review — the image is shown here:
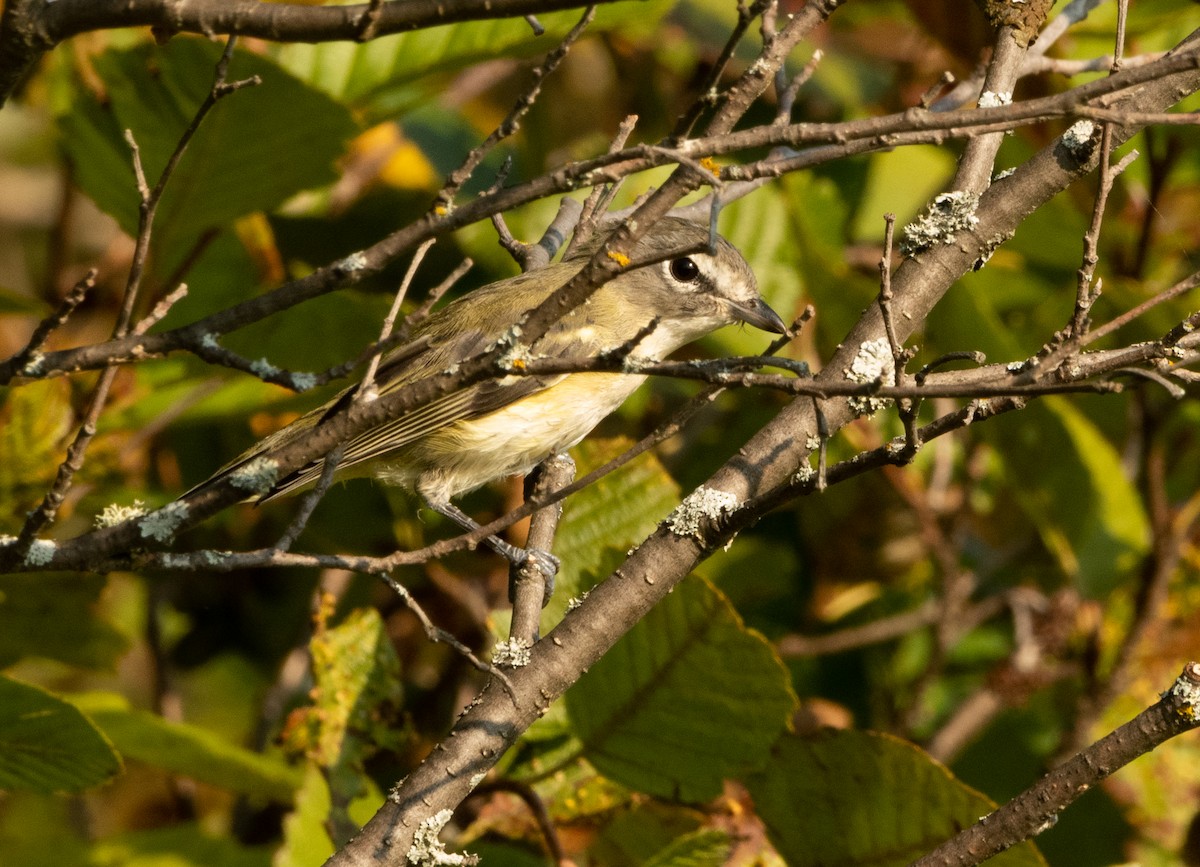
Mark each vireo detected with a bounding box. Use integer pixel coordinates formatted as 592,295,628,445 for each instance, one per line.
196,217,787,567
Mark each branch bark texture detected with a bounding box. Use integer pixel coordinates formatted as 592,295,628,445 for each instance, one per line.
0,0,625,106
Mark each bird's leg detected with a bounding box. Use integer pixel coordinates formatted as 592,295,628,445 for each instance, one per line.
425,498,561,587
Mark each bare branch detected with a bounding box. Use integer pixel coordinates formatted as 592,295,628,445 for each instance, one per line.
132,284,189,336
276,446,345,553
669,0,772,141
913,663,1200,866
378,572,515,693
0,0,624,107
436,5,596,209
9,44,1200,391
952,13,1043,193
509,453,575,646
6,268,95,375
4,36,257,564
569,114,639,254
358,239,436,401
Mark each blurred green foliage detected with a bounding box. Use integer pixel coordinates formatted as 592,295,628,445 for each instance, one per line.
2,0,1200,865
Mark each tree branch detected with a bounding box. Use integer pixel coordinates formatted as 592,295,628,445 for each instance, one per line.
913,662,1200,866
0,0,625,107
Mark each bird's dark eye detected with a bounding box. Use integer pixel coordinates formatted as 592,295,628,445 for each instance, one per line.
669,257,700,283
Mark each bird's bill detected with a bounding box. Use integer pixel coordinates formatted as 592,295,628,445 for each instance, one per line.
727,297,790,335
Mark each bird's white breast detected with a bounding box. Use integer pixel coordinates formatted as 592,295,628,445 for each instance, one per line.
390,372,646,501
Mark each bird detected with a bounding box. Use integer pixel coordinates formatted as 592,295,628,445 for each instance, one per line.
193,217,787,570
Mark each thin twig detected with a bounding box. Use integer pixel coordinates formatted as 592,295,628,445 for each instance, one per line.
185,258,471,393
7,36,257,562
876,213,920,455
1024,8,1140,380
7,269,95,374
1017,148,1138,382
377,573,515,697
1023,51,1164,78
775,49,823,125
358,238,436,401
436,6,596,209
1068,129,1117,338
670,0,772,141
132,284,189,336
401,259,473,335
569,114,639,255
186,333,326,392
1069,0,1130,339
12,46,1200,387
277,445,345,552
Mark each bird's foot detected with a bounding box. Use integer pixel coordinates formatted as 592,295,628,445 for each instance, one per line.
497,540,558,607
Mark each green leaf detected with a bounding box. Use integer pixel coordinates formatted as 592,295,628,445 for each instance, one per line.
566,573,796,802
850,146,957,242
0,378,76,531
69,692,302,802
276,765,337,867
57,38,357,275
0,792,89,867
588,804,707,867
923,265,1029,363
784,171,853,272
543,437,681,628
0,573,128,670
88,825,271,867
644,829,733,867
0,676,122,794
273,4,673,118
925,276,1150,597
985,398,1150,596
285,607,406,769
275,764,386,867
698,535,804,638
744,729,1047,867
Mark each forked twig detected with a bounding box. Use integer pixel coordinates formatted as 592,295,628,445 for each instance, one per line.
2,36,259,568
436,6,597,209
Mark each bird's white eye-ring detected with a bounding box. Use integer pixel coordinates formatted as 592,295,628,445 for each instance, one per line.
669,257,700,283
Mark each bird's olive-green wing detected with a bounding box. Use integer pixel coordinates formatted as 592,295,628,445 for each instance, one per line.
263,297,627,498
199,258,626,499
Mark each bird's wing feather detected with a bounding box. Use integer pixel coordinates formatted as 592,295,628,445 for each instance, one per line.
261,373,562,499
192,258,629,500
